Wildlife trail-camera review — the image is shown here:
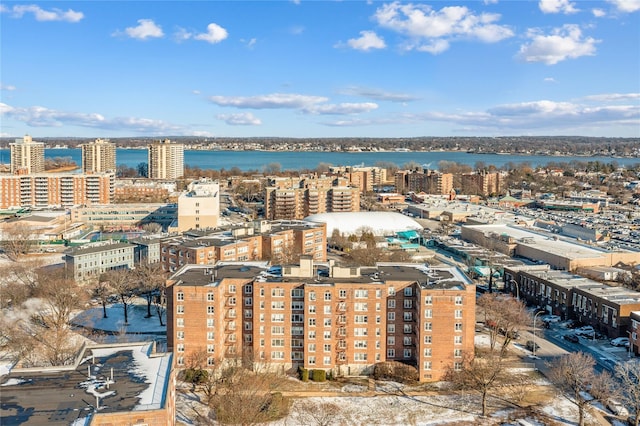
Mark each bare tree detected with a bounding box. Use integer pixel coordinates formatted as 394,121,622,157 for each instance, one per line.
92,275,114,319
141,222,162,234
477,293,529,355
135,262,166,318
103,269,137,325
444,349,511,417
614,359,640,426
548,352,616,426
0,223,41,261
293,400,341,426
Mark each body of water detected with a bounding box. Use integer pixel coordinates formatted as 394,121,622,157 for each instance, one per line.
1,148,638,171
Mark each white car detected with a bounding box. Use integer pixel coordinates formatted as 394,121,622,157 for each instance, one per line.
541,315,561,323
610,337,630,347
575,326,595,336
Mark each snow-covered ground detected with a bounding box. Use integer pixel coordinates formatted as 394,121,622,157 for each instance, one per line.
71,299,166,335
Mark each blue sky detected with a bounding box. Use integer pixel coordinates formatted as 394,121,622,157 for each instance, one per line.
1,0,639,139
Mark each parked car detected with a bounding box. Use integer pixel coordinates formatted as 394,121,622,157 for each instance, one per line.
607,399,629,417
575,325,595,337
525,340,540,352
563,333,580,343
542,315,561,323
611,337,630,347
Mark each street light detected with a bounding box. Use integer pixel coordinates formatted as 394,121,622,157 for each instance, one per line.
533,311,544,358
628,330,633,358
510,279,520,301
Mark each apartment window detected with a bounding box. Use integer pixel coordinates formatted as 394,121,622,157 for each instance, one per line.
206,318,214,327
244,284,252,294
387,336,395,345
403,299,413,309
309,291,316,301
207,293,214,301
425,296,432,305
292,288,304,298
271,351,284,360
207,306,214,314
207,331,214,340
354,353,368,362
177,318,184,327
339,289,347,299
323,344,331,352
354,341,367,349
376,315,381,324
177,305,184,314
355,303,368,311
259,314,265,322
260,301,265,309
387,349,395,358
354,328,368,337
323,318,331,327
323,305,331,315
388,287,395,296
292,326,304,335
244,335,252,343
244,297,252,306
260,326,265,335
228,284,236,293
454,362,463,371
260,288,265,297
308,343,316,352
455,296,463,305
308,356,316,365
424,309,432,318
177,343,184,353
424,322,432,331
403,312,413,321
454,349,463,358
272,326,285,335
177,331,184,340
404,287,413,297
324,291,331,301
388,312,395,321
355,289,368,298
308,330,316,339
424,348,432,357
271,339,285,347
455,310,462,319
423,361,432,371
244,309,252,318
228,297,236,306
403,324,412,334
207,344,215,353
309,318,316,326
177,292,184,301
455,323,463,331
403,349,411,358
271,314,285,322
309,305,316,314
272,288,284,297
323,356,331,365
455,336,463,345
387,324,395,333
292,314,304,322
271,301,285,310
323,331,331,339
403,336,412,346
355,315,368,324
291,301,304,310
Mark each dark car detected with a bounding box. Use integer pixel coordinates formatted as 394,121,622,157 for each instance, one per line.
563,333,580,343
525,340,540,352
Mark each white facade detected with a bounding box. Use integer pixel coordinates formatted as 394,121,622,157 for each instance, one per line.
176,179,220,232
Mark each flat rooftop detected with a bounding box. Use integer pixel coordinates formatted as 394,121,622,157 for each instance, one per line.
0,342,171,426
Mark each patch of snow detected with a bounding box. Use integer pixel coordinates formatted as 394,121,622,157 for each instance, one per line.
71,300,166,334
0,361,15,378
0,378,29,386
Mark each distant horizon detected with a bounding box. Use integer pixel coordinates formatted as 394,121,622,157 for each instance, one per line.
1,1,638,138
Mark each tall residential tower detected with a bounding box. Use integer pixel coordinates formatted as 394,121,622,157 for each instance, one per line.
10,135,45,175
148,139,184,179
81,138,116,173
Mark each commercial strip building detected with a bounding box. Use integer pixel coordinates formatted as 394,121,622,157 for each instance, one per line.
166,257,475,382
160,220,327,273
0,342,175,426
504,265,640,352
0,172,115,209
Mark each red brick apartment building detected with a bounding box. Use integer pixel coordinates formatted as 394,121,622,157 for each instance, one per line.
167,257,475,382
160,220,326,273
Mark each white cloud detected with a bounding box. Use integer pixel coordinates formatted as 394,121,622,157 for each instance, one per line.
539,0,579,14
0,103,182,134
217,112,262,126
1,84,16,91
194,23,228,44
372,2,513,54
119,19,164,40
606,0,640,13
517,25,599,65
592,8,606,17
241,38,257,49
483,0,499,4
339,86,419,102
543,77,557,83
3,4,83,22
303,103,379,115
209,93,328,109
581,93,640,102
345,31,386,51
174,27,193,42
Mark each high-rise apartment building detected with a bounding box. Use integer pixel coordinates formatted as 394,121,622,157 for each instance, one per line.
81,138,116,173
148,139,184,179
10,135,45,175
264,175,360,220
395,170,453,195
176,179,220,232
461,171,504,196
0,172,114,209
167,258,475,382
